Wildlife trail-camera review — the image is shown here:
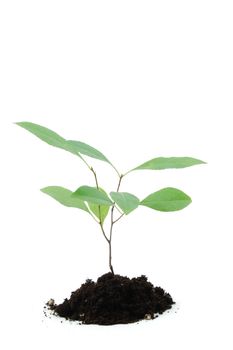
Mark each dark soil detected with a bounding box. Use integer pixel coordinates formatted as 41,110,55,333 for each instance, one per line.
48,273,174,325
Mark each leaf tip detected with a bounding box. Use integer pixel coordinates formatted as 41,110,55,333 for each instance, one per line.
196,158,207,165
15,121,31,129
40,186,51,194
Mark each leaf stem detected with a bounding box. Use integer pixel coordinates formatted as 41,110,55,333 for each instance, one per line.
79,150,121,180
89,166,104,225
90,167,99,189
113,213,124,224
100,223,110,243
88,210,100,224
77,156,104,228
88,166,111,248
78,153,92,170
122,168,133,177
109,162,121,178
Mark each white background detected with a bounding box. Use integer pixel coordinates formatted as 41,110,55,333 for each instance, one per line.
0,1,233,349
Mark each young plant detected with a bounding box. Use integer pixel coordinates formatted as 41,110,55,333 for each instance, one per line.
16,122,206,274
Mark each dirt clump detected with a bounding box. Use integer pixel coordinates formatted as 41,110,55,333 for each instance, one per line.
49,273,174,325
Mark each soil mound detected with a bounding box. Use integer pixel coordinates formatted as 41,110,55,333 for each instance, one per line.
50,273,174,325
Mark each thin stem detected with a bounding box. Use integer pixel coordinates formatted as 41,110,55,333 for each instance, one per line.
108,206,115,274
89,167,112,255
122,169,132,177
89,211,100,223
115,205,123,215
113,213,124,224
78,154,92,170
78,154,123,275
116,175,123,191
78,151,121,179
90,167,99,188
108,174,124,274
77,156,103,225
100,223,110,243
90,167,104,228
109,162,121,178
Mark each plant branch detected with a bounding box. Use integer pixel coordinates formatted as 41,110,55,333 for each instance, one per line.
76,155,102,226
122,169,132,176
89,166,111,247
114,205,123,215
100,223,110,243
78,151,121,180
89,210,100,224
113,213,124,224
78,153,92,170
89,167,104,228
109,162,121,178
90,167,99,188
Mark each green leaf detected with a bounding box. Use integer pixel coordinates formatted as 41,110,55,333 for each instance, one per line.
88,188,110,223
16,121,121,175
16,122,112,163
141,187,192,212
110,192,140,215
66,140,110,163
41,186,89,212
130,157,206,172
16,121,76,154
72,186,113,206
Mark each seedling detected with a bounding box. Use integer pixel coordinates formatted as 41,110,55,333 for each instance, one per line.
16,122,206,274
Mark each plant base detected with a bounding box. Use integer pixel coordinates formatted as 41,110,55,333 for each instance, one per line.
47,273,174,325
